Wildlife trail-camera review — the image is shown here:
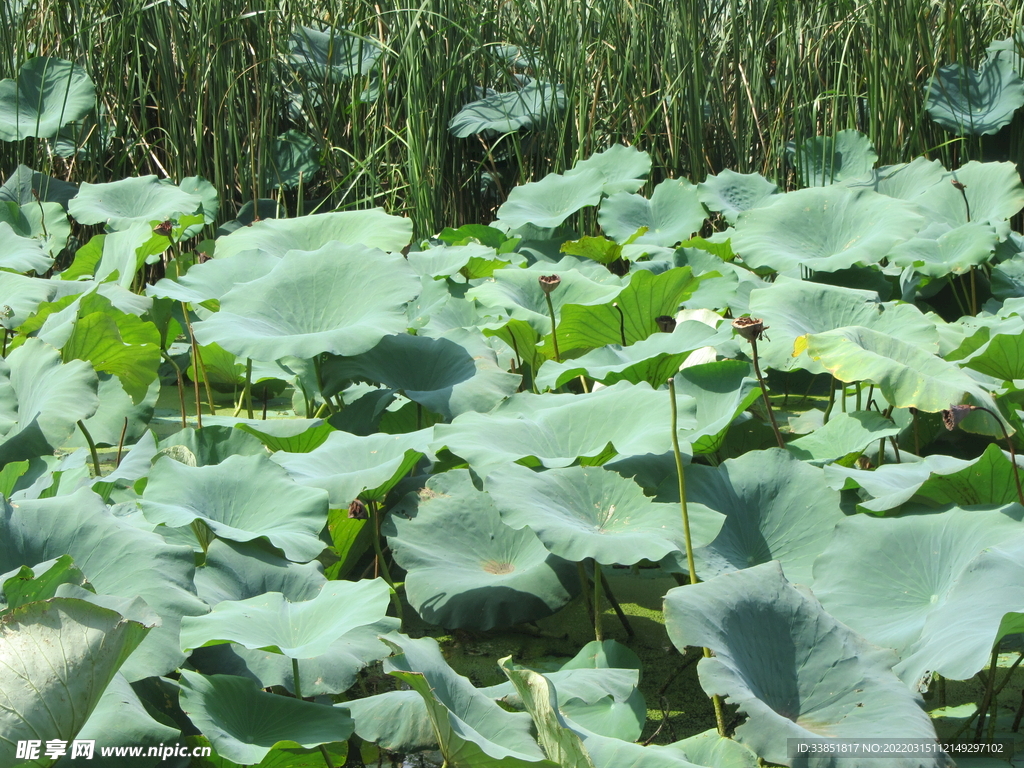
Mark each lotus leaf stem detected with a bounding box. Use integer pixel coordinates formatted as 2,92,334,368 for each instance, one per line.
115,417,128,468
368,500,405,624
944,405,1024,507
747,336,785,448
77,420,101,476
544,292,561,363
179,302,205,427
193,341,217,415
239,358,254,419
597,566,634,637
292,657,303,699
593,559,604,641
613,302,626,345
577,561,594,625
161,350,188,429
975,647,1000,742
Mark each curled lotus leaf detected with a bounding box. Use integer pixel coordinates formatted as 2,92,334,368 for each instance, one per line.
598,179,708,247
496,168,605,229
449,79,566,138
0,57,95,141
69,175,205,231
926,54,1024,136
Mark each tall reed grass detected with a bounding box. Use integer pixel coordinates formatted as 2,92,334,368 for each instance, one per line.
1,0,1021,237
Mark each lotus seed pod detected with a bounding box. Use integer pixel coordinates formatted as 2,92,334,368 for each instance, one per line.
732,316,767,342
655,315,677,333
539,274,561,295
942,403,975,431
348,499,368,520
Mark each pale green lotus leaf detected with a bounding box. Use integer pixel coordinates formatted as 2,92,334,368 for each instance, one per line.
913,160,1024,229
496,168,605,229
566,144,652,195
786,129,878,187
889,221,999,277
69,176,204,231
0,164,79,209
598,179,708,247
0,198,70,257
0,221,53,273
823,453,977,513
697,169,778,224
787,411,901,463
192,243,421,361
147,249,278,304
267,130,319,190
843,157,947,201
731,186,924,273
0,57,95,141
664,562,945,766
926,55,1024,136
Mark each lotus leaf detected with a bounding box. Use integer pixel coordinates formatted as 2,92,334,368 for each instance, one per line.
0,598,151,766
786,411,901,463
730,185,924,273
889,221,999,277
669,360,761,455
386,469,577,630
267,130,319,190
233,418,334,453
844,157,947,202
786,129,878,187
1,198,70,257
272,428,431,505
696,169,778,224
0,221,52,272
566,144,652,195
0,164,79,208
147,249,279,304
487,464,724,566
0,273,57,329
926,55,1024,135
141,454,329,562
913,160,1024,229
907,443,1024,507
496,168,605,229
813,506,1024,665
959,326,1024,382
598,179,708,247
824,453,978,513
0,554,89,612
345,689,435,753
449,79,565,138
0,57,95,141
177,671,353,765
193,243,421,361
289,25,381,82
664,562,946,766
69,175,204,230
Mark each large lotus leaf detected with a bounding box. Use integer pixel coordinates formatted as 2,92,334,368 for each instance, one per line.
670,360,761,455
432,382,696,478
381,634,557,768
0,57,95,141
266,129,320,190
0,164,79,209
449,79,566,138
812,507,1023,665
786,129,878,187
345,689,435,753
0,273,58,329
668,730,759,768
157,424,266,467
0,199,70,257
664,562,945,766
66,374,158,450
961,328,1024,381
823,453,977,513
912,160,1024,229
0,598,150,766
496,168,605,229
69,176,203,231
177,671,352,765
796,325,1002,432
194,539,326,607
598,179,707,247
550,267,707,356
926,55,1024,135
232,418,334,454
535,320,729,390
192,243,420,361
786,411,901,464
141,454,329,562
682,448,844,585
385,469,577,630
697,169,778,225
0,489,207,680
889,221,999,277
213,209,412,259
748,279,940,374
566,144,652,195
289,24,380,82
896,533,1024,686
488,464,724,566
469,263,623,336
272,428,431,505
730,186,924,273
0,339,99,466
66,221,155,288
0,221,53,272
408,242,507,279
180,578,390,659
320,329,519,419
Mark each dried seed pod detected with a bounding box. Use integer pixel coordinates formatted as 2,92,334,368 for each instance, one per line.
942,403,975,431
655,315,677,333
539,274,561,295
950,179,966,191
154,220,174,236
732,316,768,342
348,499,368,520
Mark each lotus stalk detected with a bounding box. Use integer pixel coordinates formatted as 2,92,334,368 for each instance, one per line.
942,404,1024,507
732,317,785,448
77,420,101,476
668,377,727,737
366,499,405,623
539,274,561,362
290,659,336,768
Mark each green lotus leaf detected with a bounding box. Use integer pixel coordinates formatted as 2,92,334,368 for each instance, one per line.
194,539,325,607
679,448,845,585
63,221,154,287
912,160,1024,229
961,327,1024,381
469,262,623,336
177,671,353,765
141,454,329,562
496,168,605,229
192,243,420,361
289,24,381,82
896,532,1024,686
385,469,577,630
786,129,878,187
670,360,761,455
180,577,390,658
69,176,204,231
908,443,1024,507
147,249,278,304
432,382,696,478
266,130,319,190
797,326,1002,432
0,273,58,330
664,562,944,765
233,419,334,453
0,338,99,466
566,144,652,195
449,79,566,138
730,185,924,273
823,453,977,513
598,179,707,247
1,164,79,209
158,424,266,466
487,464,724,566
0,488,208,680
0,57,95,141
926,55,1024,136
843,156,947,201
321,329,520,419
748,278,940,373
0,221,52,272
889,221,999,277
550,267,707,356
558,727,709,768
0,598,150,767
213,209,413,259
272,428,431,505
0,198,70,258
408,242,510,278
787,411,901,464
345,689,435,753
0,554,89,613
668,730,759,768
696,169,777,225
813,506,1024,668
381,634,557,767
535,320,729,390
